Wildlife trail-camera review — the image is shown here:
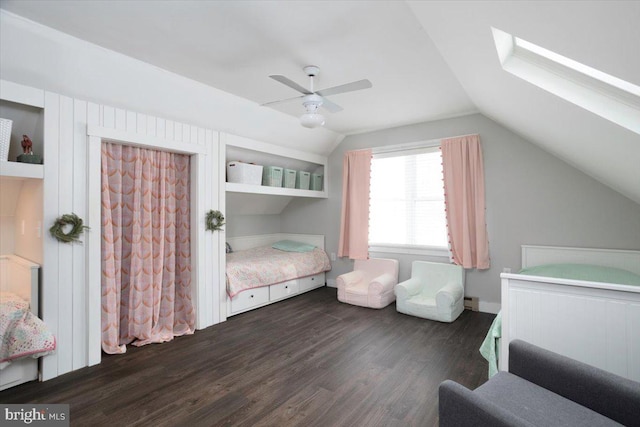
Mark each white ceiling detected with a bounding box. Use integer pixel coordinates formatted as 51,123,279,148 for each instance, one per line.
0,0,476,135
1,0,639,203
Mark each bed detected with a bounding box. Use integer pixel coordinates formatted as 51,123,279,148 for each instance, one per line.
226,233,331,316
494,245,640,381
0,254,55,391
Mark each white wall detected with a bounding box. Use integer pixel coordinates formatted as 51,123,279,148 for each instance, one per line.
225,214,282,238
281,113,640,311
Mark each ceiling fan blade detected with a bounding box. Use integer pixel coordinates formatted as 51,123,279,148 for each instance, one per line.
320,96,343,113
260,95,304,107
316,79,372,97
269,75,312,95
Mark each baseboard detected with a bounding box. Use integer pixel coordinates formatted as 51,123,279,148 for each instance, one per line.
479,301,501,314
326,279,336,288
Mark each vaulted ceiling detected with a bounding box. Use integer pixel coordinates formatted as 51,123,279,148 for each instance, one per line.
1,0,638,203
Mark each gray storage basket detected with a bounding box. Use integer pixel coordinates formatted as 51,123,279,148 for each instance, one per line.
311,173,323,191
296,171,311,190
283,169,297,188
262,166,283,187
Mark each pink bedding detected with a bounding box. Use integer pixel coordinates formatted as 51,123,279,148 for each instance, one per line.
0,292,56,368
226,246,331,297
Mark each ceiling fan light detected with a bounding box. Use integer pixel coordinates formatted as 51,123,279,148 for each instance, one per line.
300,112,325,128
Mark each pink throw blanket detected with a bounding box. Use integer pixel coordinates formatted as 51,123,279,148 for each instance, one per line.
226,246,331,298
0,292,56,367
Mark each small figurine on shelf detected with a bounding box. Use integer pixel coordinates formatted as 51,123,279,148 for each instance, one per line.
21,134,33,154
17,134,42,164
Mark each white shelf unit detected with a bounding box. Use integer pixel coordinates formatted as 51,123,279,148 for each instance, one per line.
224,134,328,199
0,80,45,178
0,161,43,179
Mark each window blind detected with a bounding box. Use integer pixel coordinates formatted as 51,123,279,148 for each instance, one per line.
369,147,448,248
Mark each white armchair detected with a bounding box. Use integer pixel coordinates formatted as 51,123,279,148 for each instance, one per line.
395,261,465,322
337,258,399,309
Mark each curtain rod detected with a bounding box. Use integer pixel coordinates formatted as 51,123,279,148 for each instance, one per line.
348,133,479,155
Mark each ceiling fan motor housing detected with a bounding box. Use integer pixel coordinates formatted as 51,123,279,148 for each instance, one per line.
303,65,320,77
302,94,323,113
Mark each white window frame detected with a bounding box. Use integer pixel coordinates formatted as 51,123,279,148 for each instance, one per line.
368,140,450,258
491,27,640,135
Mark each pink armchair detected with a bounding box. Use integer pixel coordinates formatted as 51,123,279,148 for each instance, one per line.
337,258,399,309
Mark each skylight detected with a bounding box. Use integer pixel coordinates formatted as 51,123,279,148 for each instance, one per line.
491,27,640,135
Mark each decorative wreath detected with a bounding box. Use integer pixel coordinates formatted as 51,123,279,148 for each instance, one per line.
205,210,225,232
49,213,90,244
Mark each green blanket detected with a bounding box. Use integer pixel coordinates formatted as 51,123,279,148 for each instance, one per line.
479,311,501,378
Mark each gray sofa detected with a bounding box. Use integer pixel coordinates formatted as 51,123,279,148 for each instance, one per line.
439,339,640,426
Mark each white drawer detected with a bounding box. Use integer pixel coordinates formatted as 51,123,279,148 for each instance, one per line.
230,286,269,313
269,280,298,301
299,274,324,292
270,280,299,301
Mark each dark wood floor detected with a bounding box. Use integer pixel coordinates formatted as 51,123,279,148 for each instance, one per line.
1,287,495,426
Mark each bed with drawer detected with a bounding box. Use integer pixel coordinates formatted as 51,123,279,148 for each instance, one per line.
226,233,331,316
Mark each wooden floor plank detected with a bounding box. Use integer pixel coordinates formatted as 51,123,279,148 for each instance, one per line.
0,287,495,426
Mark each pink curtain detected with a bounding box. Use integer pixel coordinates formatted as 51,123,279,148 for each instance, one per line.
101,142,195,354
338,149,372,260
441,135,490,269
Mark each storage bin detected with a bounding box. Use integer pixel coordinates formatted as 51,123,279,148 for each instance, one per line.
262,166,283,187
296,171,311,190
311,173,323,191
0,118,12,162
283,169,297,188
227,161,263,185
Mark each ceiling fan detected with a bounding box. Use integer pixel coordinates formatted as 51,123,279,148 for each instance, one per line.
262,65,372,128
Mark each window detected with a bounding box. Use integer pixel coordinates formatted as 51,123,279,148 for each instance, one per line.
369,144,448,256
491,27,640,135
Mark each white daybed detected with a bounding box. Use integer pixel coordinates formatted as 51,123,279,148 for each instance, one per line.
0,254,54,391
499,245,640,381
226,233,330,316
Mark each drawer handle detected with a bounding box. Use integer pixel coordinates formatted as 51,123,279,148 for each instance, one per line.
311,277,315,281
250,294,254,298
285,286,288,289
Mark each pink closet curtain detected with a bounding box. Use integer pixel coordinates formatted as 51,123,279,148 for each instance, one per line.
101,142,195,354
441,135,490,269
338,149,372,260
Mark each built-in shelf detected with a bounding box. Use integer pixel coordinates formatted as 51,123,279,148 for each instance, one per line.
224,134,329,215
0,161,44,179
226,182,327,198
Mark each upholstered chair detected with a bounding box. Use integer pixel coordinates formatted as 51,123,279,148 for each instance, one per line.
395,261,465,322
337,258,399,309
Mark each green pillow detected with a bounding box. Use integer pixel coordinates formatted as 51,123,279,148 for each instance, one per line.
272,240,316,253
519,263,640,286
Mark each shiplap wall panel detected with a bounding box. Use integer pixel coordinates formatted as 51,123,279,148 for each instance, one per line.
39,92,222,380
147,116,156,137
136,113,147,135
57,95,75,376
126,111,136,133
42,91,60,381
72,99,88,370
103,106,115,129
156,118,166,139
115,108,126,131
217,135,227,323
505,281,640,381
86,103,101,368
203,130,214,327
